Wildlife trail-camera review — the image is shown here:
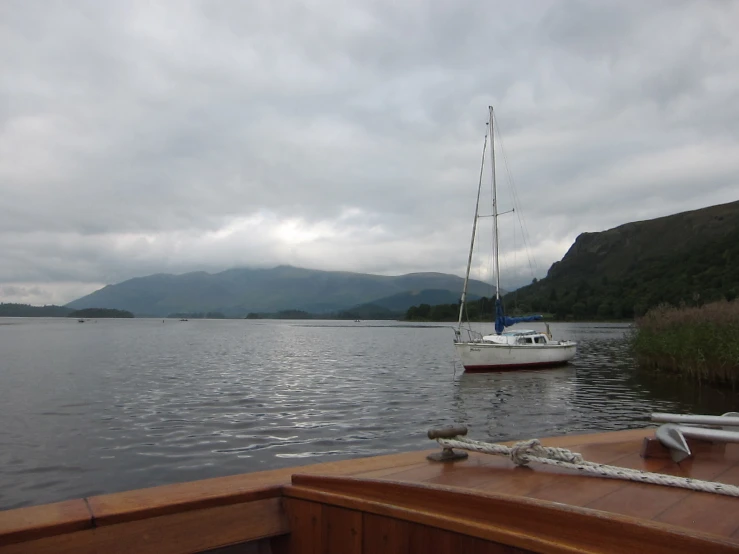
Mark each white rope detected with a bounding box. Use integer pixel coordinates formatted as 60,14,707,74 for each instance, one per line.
438,436,739,498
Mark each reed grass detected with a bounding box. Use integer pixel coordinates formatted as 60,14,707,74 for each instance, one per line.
631,300,739,388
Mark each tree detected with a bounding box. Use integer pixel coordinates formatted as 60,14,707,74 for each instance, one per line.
572,302,587,318
597,302,612,319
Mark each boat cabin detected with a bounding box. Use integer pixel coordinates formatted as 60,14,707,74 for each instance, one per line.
482,330,552,345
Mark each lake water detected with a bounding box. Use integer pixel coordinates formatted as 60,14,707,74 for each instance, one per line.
1,318,737,510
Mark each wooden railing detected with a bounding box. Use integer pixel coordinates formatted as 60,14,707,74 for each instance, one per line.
280,474,739,554
0,484,289,553
2,465,737,553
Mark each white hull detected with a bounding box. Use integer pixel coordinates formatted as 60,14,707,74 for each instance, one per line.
454,341,577,371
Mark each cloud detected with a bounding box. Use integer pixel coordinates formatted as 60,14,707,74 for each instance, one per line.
1,0,738,304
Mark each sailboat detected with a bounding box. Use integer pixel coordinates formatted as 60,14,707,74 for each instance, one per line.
453,107,577,371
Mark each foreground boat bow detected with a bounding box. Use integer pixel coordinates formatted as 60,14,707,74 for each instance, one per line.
1,427,737,553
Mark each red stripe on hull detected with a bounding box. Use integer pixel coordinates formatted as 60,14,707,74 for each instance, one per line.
463,360,572,372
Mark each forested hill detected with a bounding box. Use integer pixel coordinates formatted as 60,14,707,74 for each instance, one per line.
503,200,739,319
0,303,73,317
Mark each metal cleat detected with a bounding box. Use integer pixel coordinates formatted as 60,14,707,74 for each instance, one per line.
427,425,469,462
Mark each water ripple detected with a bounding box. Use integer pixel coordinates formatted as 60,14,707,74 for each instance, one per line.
1,318,737,510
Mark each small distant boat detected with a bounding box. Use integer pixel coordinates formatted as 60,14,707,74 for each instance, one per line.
454,107,576,371
77,319,85,323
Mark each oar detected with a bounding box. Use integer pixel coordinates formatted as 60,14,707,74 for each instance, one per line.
651,412,739,429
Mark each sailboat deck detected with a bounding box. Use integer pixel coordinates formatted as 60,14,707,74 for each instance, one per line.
1,428,737,552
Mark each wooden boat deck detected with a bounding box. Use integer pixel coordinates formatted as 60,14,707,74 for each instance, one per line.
1,427,737,552
367,428,739,541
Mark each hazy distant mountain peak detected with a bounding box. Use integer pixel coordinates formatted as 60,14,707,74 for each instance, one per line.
66,266,494,317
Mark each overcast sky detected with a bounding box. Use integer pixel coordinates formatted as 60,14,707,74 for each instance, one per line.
2,1,738,305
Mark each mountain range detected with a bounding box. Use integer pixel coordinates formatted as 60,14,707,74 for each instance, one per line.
66,265,497,317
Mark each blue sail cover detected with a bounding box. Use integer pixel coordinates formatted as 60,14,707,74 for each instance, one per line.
494,298,543,334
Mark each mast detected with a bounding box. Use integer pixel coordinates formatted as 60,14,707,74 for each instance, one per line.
490,106,501,301
457,127,489,330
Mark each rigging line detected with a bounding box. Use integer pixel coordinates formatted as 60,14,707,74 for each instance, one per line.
513,208,517,310
488,174,494,302
492,111,538,277
458,127,489,330
493,112,535,273
486,175,494,308
490,107,500,301
496,118,536,278
476,155,484,321
502,165,536,278
480,139,493,314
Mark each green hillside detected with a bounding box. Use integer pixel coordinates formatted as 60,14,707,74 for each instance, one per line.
68,308,134,318
368,289,487,312
504,201,739,319
0,303,73,317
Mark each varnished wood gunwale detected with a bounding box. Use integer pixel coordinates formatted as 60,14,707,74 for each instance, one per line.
0,497,287,554
0,447,440,545
1,427,737,551
0,500,93,547
86,449,436,526
284,474,739,553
